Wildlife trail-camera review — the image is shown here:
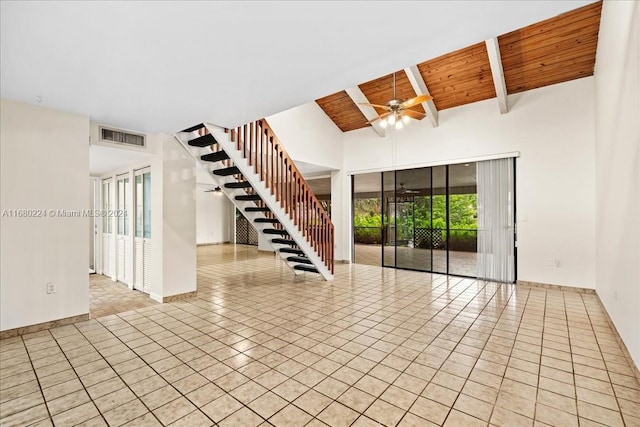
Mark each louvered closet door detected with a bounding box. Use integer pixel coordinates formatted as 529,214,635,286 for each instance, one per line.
143,239,152,294
117,237,125,282
134,238,144,291
103,234,111,276
117,237,132,285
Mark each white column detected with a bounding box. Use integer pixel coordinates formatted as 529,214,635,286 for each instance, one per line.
331,169,352,263
149,134,197,302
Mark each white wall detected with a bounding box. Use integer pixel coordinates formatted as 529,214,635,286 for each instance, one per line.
1,99,90,330
157,134,197,300
343,78,597,289
594,0,640,368
267,101,343,170
196,184,231,244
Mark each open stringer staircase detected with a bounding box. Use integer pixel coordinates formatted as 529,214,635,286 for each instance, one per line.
174,120,334,280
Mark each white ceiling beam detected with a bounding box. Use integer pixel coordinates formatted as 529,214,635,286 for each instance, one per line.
345,86,385,137
485,38,509,114
404,65,438,128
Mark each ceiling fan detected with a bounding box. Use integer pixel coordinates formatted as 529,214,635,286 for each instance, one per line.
360,72,432,129
204,186,223,195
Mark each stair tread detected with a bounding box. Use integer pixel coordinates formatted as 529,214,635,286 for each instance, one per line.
287,256,312,264
213,166,241,176
280,248,304,255
236,194,261,201
188,133,217,147
263,228,288,235
225,181,252,189
245,207,270,212
272,238,296,245
293,264,319,273
201,151,229,162
181,123,205,133
254,218,279,223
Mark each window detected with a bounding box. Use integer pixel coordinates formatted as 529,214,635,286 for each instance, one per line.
117,175,129,236
102,179,112,233
134,168,151,239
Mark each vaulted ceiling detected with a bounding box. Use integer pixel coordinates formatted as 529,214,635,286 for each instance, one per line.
1,1,596,133
316,1,602,133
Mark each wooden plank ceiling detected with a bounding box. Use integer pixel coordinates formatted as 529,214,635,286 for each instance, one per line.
316,0,602,132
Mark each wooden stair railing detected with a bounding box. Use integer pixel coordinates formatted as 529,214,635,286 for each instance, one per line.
219,119,334,274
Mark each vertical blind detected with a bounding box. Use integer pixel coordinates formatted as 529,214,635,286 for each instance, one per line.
477,158,515,282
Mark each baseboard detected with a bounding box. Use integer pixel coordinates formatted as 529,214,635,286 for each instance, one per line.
163,290,197,303
517,280,596,294
197,241,230,246
594,294,640,385
0,313,90,340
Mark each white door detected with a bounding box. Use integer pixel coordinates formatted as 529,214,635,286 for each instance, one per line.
102,179,115,277
116,175,132,285
134,169,151,294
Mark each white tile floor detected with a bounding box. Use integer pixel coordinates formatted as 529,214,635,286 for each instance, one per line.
1,244,639,426
354,245,478,278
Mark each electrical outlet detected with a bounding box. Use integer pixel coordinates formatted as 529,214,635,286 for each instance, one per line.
46,283,56,294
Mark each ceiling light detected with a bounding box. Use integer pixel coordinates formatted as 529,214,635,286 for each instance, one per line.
388,114,396,126
379,120,388,129
395,120,403,130
402,115,410,124
214,186,223,196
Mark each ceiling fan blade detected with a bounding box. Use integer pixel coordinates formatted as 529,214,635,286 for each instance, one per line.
402,109,427,120
400,94,432,109
360,102,390,110
366,111,392,124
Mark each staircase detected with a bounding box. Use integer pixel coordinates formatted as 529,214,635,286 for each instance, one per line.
174,120,334,280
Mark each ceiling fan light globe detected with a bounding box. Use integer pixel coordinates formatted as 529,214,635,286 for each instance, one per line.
379,119,388,129
402,114,410,124
395,120,403,130
388,115,396,125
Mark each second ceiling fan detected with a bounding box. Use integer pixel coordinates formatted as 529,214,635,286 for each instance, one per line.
360,72,432,129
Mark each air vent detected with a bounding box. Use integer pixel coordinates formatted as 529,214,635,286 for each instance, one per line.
100,126,145,147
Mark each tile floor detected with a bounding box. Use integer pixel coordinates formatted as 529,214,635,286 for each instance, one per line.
354,245,478,278
90,275,158,319
1,244,639,426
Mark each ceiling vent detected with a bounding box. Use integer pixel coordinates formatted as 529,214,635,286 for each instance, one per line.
99,126,145,148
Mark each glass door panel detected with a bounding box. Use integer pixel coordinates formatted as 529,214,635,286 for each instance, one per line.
396,168,431,271
116,175,131,284
448,163,478,277
143,172,151,239
382,171,395,268
431,166,448,274
102,179,114,277
353,173,383,267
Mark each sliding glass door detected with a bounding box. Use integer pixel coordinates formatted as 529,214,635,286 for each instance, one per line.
354,160,514,282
